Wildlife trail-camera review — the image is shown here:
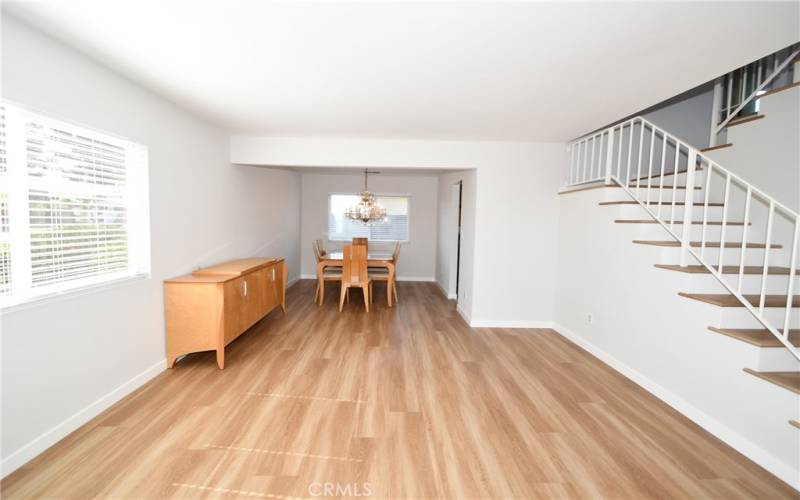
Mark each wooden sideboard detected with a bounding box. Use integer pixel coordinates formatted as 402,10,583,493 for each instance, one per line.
164,258,286,369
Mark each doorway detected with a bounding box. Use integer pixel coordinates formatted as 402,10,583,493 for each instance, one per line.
449,181,463,300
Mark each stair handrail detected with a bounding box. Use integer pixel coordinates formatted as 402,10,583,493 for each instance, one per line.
564,116,799,361
709,44,800,146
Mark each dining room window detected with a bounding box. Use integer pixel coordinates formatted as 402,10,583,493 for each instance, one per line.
0,101,150,309
327,193,409,242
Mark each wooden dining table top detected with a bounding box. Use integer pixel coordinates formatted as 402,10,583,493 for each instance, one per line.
323,251,393,261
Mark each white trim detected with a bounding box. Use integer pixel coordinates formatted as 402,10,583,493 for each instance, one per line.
551,322,800,492
434,280,457,300
1,358,166,478
469,319,555,329
286,276,301,288
1,274,149,315
456,303,471,325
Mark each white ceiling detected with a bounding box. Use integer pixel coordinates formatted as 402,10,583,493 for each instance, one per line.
4,1,799,142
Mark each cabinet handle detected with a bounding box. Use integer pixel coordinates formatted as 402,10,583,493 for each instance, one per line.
272,269,275,281
242,280,248,297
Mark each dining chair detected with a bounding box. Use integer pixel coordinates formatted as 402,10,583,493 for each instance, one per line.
315,238,327,257
313,241,342,305
340,244,371,312
352,237,368,251
368,242,400,303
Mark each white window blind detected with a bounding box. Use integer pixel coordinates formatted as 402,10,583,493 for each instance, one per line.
1,101,150,308
328,194,409,242
0,105,9,297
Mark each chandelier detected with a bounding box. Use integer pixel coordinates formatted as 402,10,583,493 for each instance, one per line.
345,169,387,225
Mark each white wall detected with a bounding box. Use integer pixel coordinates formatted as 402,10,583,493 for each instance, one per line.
706,86,800,213
0,14,301,476
642,83,715,149
436,170,477,303
231,136,564,326
300,172,438,280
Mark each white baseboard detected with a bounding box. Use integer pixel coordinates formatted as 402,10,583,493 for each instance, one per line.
456,303,471,325
434,280,457,300
551,322,800,492
1,358,166,478
469,319,555,328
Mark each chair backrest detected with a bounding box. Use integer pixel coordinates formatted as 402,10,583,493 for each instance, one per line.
312,240,323,262
315,239,327,256
352,237,368,250
392,242,401,263
342,244,368,285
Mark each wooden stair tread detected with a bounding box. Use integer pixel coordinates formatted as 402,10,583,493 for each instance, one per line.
617,220,747,225
708,327,800,348
701,143,733,153
635,241,781,249
558,183,609,195
633,167,702,182
678,293,800,308
743,369,800,395
625,185,701,190
600,201,723,206
758,81,800,99
725,114,765,128
656,264,797,275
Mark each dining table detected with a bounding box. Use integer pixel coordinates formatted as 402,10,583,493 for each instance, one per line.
316,251,396,306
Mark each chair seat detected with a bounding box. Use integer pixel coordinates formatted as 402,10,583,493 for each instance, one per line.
322,271,343,278
369,271,390,279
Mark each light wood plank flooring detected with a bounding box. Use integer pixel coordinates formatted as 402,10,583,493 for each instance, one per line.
2,280,795,499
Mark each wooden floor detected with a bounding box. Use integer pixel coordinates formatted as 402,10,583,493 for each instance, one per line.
2,280,795,499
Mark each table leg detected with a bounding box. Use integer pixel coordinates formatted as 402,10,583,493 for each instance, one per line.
387,262,395,307
316,261,326,305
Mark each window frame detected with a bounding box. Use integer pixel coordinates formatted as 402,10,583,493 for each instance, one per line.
0,100,151,311
326,191,412,243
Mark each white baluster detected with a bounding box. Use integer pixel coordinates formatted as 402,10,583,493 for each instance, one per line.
717,174,731,273
646,126,655,205
759,202,775,314
783,220,799,336
679,148,698,267
700,163,713,260
657,132,667,218
737,186,751,293
604,127,614,185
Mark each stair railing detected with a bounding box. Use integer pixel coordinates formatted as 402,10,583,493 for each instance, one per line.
564,116,799,361
709,44,800,146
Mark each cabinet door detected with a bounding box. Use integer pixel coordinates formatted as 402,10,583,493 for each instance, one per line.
263,264,279,313
244,268,267,327
222,276,248,344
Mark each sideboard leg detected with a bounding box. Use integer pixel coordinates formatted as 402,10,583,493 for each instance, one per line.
216,348,225,370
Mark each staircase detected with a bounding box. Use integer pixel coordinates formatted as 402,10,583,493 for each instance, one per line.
562,114,800,434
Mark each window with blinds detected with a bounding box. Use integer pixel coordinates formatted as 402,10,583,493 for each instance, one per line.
1,101,150,308
328,194,409,242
